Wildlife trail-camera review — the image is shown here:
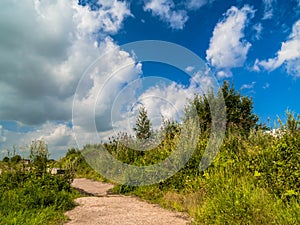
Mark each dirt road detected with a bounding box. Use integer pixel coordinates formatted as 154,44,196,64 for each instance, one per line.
64,178,191,225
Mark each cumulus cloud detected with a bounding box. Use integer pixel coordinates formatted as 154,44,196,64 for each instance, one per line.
138,82,191,124
257,20,300,77
131,69,216,130
0,0,132,125
73,0,132,35
0,122,75,159
143,0,189,29
206,5,255,77
0,0,138,157
72,41,142,146
143,0,214,29
0,0,224,159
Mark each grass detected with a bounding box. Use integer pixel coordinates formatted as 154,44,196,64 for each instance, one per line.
105,125,300,224
0,207,68,225
2,110,298,224
0,159,79,225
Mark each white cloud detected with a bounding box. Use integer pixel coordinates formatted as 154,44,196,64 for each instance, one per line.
263,83,270,89
144,0,189,29
257,20,300,77
286,58,300,75
185,66,195,72
186,0,212,10
38,124,74,147
138,82,191,124
240,81,256,90
252,59,261,72
216,70,232,79
72,40,142,137
73,0,132,36
131,69,216,130
0,122,75,159
143,0,214,29
206,5,255,77
262,0,276,20
0,0,139,157
253,23,263,40
0,0,132,125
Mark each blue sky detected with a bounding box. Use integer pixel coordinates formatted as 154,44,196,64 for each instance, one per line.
0,0,299,159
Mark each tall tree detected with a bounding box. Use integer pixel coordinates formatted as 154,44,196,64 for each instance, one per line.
191,81,259,135
222,81,258,133
133,106,152,140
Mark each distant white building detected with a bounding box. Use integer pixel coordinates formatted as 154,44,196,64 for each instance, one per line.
21,159,30,165
265,128,284,138
47,168,65,175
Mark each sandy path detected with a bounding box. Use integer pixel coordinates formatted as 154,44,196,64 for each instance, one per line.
64,178,191,225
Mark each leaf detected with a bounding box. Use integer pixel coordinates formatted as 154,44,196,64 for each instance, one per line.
254,171,261,177
284,190,298,196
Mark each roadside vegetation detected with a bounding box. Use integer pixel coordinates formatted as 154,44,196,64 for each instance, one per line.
64,81,299,224
0,140,78,225
1,81,299,224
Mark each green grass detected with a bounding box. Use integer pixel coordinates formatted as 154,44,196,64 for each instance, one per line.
0,207,67,225
0,168,79,225
105,127,300,224
57,112,300,224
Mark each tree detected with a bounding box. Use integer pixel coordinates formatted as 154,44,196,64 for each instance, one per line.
29,140,49,174
2,156,9,163
10,154,21,164
191,81,259,135
222,81,258,133
133,106,152,140
161,117,180,139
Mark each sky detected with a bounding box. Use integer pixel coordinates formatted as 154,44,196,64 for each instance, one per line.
0,0,299,159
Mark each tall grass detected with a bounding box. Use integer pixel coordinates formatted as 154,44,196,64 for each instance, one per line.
100,112,300,224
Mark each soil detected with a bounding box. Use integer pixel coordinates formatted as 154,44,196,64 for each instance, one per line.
64,178,191,225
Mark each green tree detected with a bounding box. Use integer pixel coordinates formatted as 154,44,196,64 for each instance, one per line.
29,140,49,174
2,156,9,163
10,154,21,164
191,81,259,135
133,106,152,140
222,81,258,133
161,117,180,139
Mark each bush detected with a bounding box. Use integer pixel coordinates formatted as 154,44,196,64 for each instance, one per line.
0,142,77,224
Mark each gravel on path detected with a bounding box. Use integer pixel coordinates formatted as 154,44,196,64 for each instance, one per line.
64,178,191,225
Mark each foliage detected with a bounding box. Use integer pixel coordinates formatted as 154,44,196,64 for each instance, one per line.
0,140,79,224
10,154,22,164
60,148,107,182
191,81,259,135
0,165,77,224
133,106,152,140
2,81,298,224
57,83,298,224
104,84,299,224
251,111,300,200
29,140,49,174
2,156,9,163
72,106,300,225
